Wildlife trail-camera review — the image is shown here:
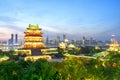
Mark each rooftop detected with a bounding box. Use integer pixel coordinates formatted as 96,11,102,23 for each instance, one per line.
28,24,41,29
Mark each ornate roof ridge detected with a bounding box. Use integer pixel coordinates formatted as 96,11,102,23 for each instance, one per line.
29,24,41,29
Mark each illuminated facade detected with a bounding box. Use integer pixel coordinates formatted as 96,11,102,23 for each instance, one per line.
108,36,120,51
108,44,119,51
59,42,66,50
68,44,75,50
24,24,45,49
24,55,51,61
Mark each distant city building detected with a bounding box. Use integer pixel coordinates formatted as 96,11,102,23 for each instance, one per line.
8,34,14,44
11,34,14,44
83,36,86,41
111,35,118,44
63,34,66,41
0,39,21,51
46,36,49,45
56,35,60,46
82,36,87,46
108,35,120,51
8,34,18,44
90,37,93,45
0,41,7,44
15,34,18,44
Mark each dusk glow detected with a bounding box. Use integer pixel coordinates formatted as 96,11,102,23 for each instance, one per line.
1,1,120,79
0,0,120,41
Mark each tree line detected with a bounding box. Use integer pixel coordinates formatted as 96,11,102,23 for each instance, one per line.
0,51,120,80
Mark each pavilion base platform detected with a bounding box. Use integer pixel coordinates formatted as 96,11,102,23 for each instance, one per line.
16,48,52,61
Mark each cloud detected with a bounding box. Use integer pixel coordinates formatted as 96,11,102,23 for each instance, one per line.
0,24,24,32
0,11,119,41
0,16,19,23
42,26,63,33
0,27,23,40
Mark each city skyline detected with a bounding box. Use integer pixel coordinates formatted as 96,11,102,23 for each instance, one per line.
0,0,120,41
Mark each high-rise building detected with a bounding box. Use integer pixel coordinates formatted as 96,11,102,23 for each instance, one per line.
56,35,60,46
9,34,14,44
63,34,66,41
46,36,49,44
90,37,93,45
82,36,85,45
83,36,86,41
57,36,60,42
15,34,18,43
111,35,118,44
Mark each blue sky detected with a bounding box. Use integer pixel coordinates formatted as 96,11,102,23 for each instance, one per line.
0,0,120,41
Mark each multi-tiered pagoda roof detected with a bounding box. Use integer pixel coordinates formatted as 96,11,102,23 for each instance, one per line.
24,24,45,49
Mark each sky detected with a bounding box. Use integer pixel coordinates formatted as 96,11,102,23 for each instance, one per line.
0,0,120,41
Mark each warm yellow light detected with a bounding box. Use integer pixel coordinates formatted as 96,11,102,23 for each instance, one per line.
24,24,45,49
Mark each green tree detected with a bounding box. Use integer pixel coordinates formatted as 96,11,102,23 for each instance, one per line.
104,51,120,80
55,58,87,80
84,59,105,80
18,59,57,80
0,60,20,80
